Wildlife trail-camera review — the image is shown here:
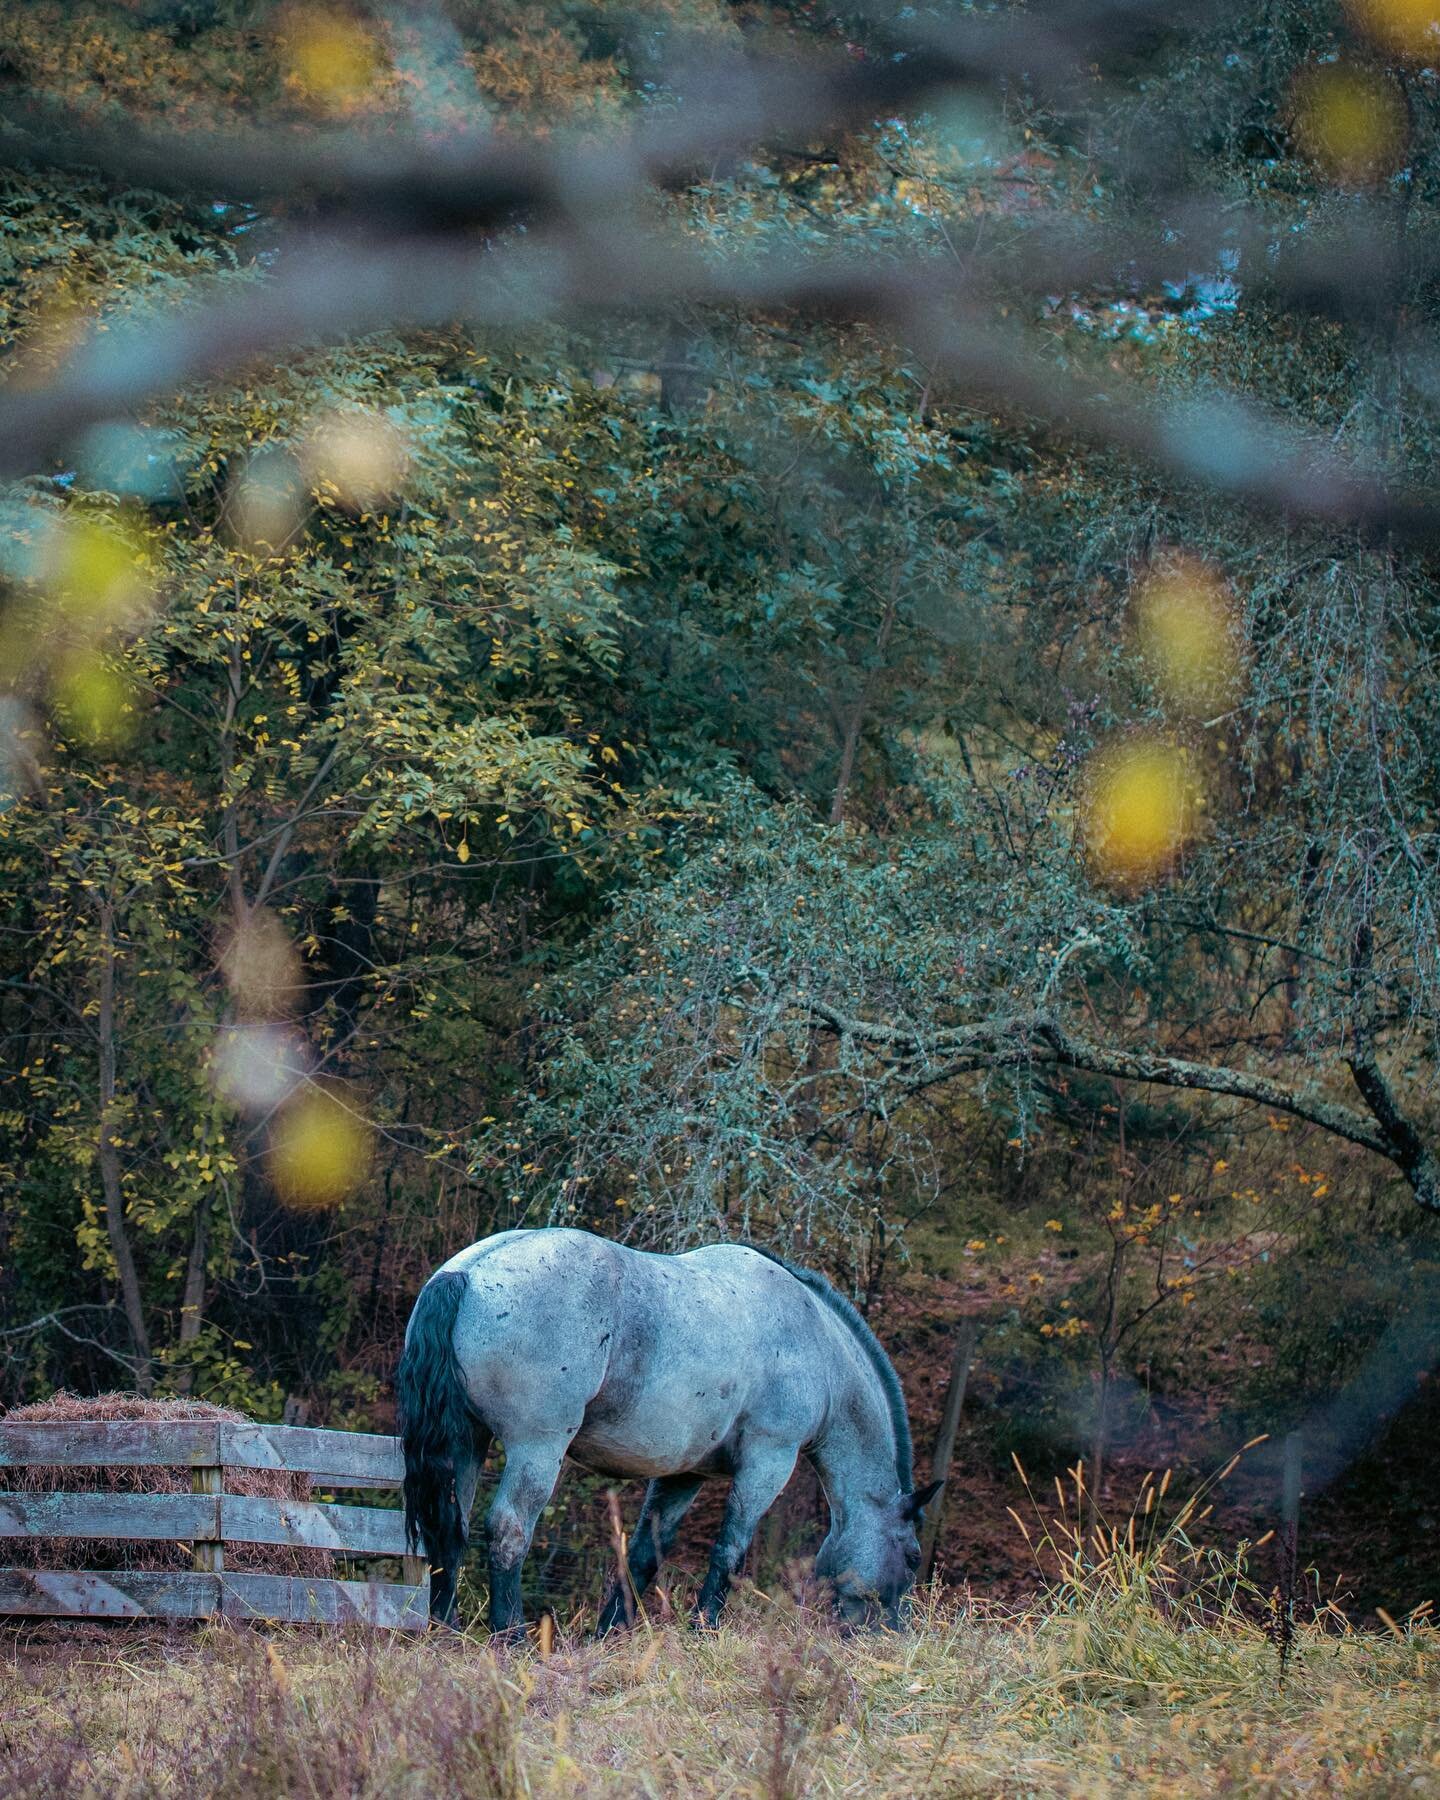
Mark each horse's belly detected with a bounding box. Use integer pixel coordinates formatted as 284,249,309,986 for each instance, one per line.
568,1399,737,1480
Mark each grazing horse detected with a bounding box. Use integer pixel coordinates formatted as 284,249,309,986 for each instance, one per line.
397,1227,941,1635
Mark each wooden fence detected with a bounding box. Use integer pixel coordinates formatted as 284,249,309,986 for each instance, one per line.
0,1419,429,1630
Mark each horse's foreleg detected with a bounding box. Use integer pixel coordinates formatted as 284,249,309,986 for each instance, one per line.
596,1473,704,1636
695,1443,797,1629
484,1435,568,1641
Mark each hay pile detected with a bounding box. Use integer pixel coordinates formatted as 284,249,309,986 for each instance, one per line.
0,1392,329,1576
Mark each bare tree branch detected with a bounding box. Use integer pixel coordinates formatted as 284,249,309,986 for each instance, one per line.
808,998,1439,1210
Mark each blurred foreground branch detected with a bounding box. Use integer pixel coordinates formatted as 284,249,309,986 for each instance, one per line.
1,0,1437,540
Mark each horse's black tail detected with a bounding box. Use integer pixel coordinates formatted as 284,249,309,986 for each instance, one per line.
396,1270,472,1573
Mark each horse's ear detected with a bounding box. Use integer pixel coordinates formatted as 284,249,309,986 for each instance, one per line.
903,1480,944,1521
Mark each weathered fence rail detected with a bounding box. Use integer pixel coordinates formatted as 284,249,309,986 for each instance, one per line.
0,1419,428,1629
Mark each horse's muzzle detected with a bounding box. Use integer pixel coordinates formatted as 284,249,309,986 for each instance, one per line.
835,1590,907,1633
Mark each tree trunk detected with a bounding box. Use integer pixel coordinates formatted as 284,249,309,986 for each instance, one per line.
829,582,899,825
219,622,247,916
97,902,152,1393
172,1200,209,1396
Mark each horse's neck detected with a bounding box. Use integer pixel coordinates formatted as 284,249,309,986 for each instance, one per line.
810,1319,898,1520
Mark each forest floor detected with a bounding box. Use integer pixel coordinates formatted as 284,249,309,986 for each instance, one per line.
851,1260,1440,1623
4,1591,1437,1797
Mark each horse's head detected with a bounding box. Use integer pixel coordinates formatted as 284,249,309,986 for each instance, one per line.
815,1480,943,1629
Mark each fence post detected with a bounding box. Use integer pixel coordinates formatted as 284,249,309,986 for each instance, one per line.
191,1458,224,1575
919,1314,981,1582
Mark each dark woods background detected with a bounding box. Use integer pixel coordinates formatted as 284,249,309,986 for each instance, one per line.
1,0,1438,1619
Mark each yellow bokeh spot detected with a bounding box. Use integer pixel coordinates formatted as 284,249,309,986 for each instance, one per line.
1133,557,1242,715
281,9,385,111
269,1087,372,1209
45,518,155,629
51,652,138,750
1085,740,1198,887
303,409,409,512
1292,62,1407,186
1348,0,1440,58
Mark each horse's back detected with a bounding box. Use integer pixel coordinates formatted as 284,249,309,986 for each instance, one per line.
438,1225,609,1281
438,1230,805,1337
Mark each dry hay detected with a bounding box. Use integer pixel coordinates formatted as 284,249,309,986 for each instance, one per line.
0,1391,329,1576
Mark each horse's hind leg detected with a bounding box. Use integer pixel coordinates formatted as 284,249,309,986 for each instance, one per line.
485,1434,570,1640
596,1473,704,1636
430,1424,492,1627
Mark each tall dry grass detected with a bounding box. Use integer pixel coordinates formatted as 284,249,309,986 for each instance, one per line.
1005,1445,1285,1710
1,1455,1435,1797
3,1571,1436,1797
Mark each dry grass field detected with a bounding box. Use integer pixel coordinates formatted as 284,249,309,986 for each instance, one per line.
3,1583,1436,1798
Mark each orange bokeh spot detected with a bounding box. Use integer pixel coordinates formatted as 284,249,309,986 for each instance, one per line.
1348,0,1440,58
280,8,385,112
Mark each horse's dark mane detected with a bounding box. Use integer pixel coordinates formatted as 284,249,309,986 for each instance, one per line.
750,1247,913,1492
